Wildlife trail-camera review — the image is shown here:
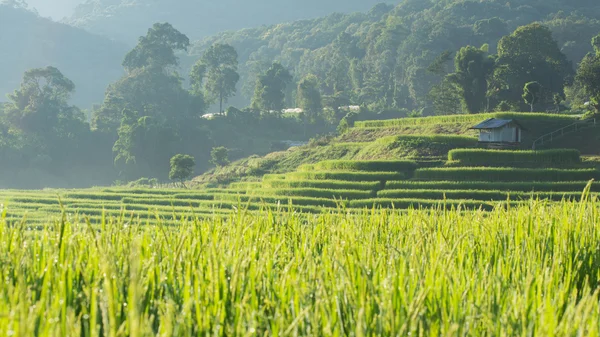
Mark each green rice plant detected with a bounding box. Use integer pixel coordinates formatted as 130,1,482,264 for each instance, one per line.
262,179,381,191
284,171,405,182
252,188,375,200
214,193,343,208
375,134,478,146
229,182,263,189
263,174,287,180
385,180,600,192
348,198,520,210
3,192,600,335
414,167,600,182
378,189,589,201
297,164,316,171
312,160,418,172
354,112,579,128
448,148,581,165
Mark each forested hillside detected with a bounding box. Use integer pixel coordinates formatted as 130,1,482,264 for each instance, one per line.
190,0,600,113
1,0,600,189
67,0,395,43
0,4,126,107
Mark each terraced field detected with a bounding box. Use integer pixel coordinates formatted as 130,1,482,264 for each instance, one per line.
3,147,600,224
3,113,598,224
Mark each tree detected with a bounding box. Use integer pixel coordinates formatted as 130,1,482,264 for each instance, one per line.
428,78,462,115
446,45,495,114
251,62,293,112
571,34,600,112
195,44,240,113
113,110,177,180
4,66,89,162
210,147,230,167
297,75,323,122
93,23,197,132
494,23,572,109
122,22,190,71
522,81,543,112
169,154,195,186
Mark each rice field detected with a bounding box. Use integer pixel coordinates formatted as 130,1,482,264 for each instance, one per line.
2,188,600,335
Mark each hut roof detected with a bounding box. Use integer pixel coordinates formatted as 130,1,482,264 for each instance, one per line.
470,118,525,130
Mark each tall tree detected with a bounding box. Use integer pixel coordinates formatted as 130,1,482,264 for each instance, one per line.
251,62,293,112
93,23,196,132
571,34,600,112
446,45,495,114
4,66,88,160
122,22,190,71
297,75,323,122
195,44,240,113
494,23,572,109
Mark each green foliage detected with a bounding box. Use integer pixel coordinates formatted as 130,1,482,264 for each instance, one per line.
414,167,600,182
210,146,230,167
378,189,587,202
122,22,190,71
169,154,196,183
354,112,579,128
284,171,404,182
522,81,544,112
495,23,573,109
446,45,495,113
261,179,380,191
347,198,503,210
297,75,323,120
251,62,293,112
374,134,479,147
312,160,418,172
385,180,600,192
448,149,581,166
252,188,375,200
195,44,240,113
570,34,600,111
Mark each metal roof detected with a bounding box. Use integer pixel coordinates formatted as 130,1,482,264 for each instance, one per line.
471,118,522,130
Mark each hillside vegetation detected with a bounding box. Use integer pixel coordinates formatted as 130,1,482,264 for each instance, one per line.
197,112,594,185
67,0,394,43
190,0,600,111
0,4,126,107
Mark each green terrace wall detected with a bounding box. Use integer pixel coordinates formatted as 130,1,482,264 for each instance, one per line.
354,112,580,128
413,167,600,182
448,149,581,166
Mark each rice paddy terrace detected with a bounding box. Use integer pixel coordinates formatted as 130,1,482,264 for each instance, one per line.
2,112,599,224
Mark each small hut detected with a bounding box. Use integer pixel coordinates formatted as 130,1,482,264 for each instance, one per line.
470,118,524,144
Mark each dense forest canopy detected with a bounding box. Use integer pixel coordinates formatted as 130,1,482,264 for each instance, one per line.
67,0,396,43
189,0,600,113
1,0,600,189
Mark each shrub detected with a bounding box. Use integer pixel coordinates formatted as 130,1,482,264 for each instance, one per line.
210,147,230,167
413,167,600,182
448,149,581,165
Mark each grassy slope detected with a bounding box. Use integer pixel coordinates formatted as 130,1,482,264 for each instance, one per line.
194,113,594,186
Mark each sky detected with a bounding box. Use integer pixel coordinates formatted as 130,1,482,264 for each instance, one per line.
26,0,82,20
